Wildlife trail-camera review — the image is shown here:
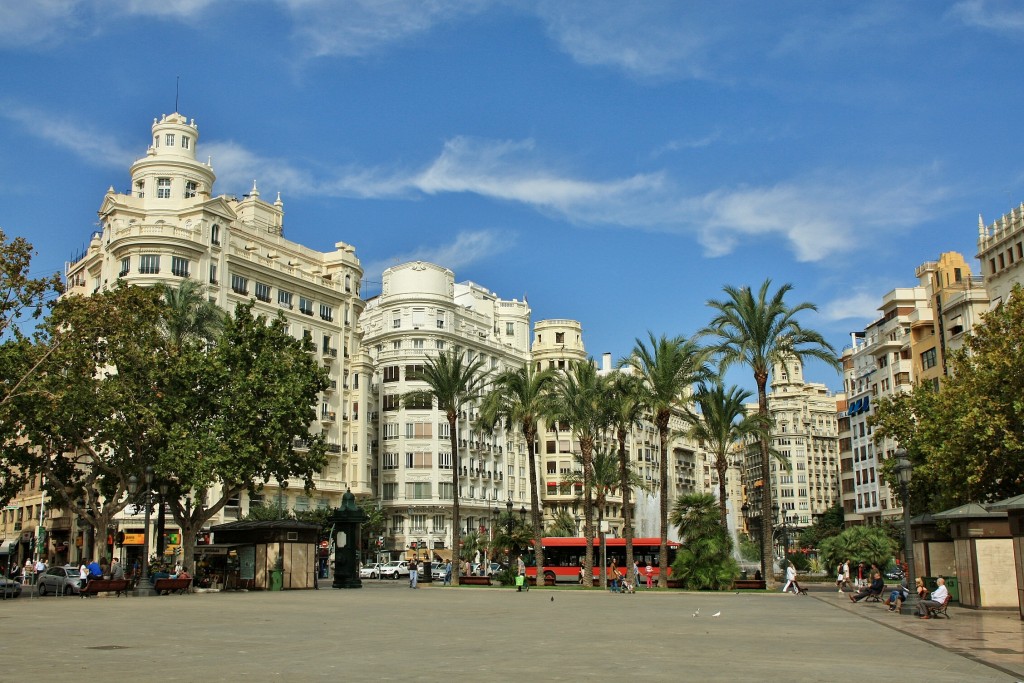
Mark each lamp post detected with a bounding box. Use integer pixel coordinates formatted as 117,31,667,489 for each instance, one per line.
505,499,514,566
771,502,781,569
128,466,155,596
491,506,499,565
895,448,918,614
775,504,789,565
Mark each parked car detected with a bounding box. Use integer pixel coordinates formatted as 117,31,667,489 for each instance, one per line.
431,562,446,581
379,561,409,579
0,576,23,598
359,562,381,579
36,565,82,596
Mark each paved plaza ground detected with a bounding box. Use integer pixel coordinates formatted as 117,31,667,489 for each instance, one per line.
1,581,1021,681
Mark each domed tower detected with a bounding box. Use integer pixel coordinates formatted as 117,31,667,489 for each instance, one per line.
128,113,215,215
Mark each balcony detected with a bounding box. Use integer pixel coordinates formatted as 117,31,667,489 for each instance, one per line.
326,442,342,453
324,347,338,358
321,412,337,423
293,437,310,450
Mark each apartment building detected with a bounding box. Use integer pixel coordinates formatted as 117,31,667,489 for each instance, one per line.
358,261,531,556
978,205,1024,306
56,112,367,563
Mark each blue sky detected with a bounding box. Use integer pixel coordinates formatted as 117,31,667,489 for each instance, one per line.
3,0,1023,393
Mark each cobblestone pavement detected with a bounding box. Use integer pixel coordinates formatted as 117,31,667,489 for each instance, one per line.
0,581,1019,682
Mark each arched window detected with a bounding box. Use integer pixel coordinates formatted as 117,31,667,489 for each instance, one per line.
211,224,220,245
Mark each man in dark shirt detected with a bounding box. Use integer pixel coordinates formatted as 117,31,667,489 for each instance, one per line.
849,571,884,602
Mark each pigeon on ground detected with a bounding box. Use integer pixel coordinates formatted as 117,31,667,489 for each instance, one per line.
692,609,700,617
550,596,554,602
712,611,721,617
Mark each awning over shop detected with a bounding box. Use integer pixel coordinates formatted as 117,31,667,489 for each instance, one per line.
432,549,452,562
194,543,246,556
0,540,18,555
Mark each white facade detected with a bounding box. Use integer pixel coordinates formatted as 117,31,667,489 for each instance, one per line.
358,261,531,555
64,112,368,535
977,206,1024,306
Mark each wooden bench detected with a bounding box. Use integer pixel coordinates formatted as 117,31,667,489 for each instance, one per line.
863,585,887,602
526,576,556,586
153,577,192,595
457,576,492,586
80,578,130,597
926,595,951,619
733,579,767,590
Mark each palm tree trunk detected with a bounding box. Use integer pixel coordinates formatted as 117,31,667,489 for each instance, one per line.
582,438,594,587
618,429,634,578
717,459,729,527
525,423,545,587
657,420,669,588
449,413,461,584
756,376,775,588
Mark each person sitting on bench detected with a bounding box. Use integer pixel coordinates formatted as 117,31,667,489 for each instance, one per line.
849,571,884,602
917,577,949,619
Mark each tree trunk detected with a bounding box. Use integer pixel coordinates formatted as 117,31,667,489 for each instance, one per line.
619,429,634,577
525,422,545,587
756,375,775,588
657,414,669,588
449,413,461,584
717,458,728,528
582,437,594,587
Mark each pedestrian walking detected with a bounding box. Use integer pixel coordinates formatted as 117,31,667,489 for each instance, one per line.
408,558,418,588
443,560,452,586
842,560,851,590
633,560,641,587
836,563,844,592
645,563,653,589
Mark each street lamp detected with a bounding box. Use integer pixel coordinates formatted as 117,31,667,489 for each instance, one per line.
894,448,918,614
128,466,155,596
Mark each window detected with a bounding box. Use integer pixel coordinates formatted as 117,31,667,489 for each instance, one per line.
157,177,171,198
382,483,397,500
436,316,445,329
119,257,130,278
433,515,445,532
254,282,271,302
277,290,293,309
139,254,160,274
438,422,450,439
382,394,400,411
921,348,938,370
209,264,218,285
135,180,144,198
439,482,454,499
211,224,220,245
435,340,445,350
184,180,197,198
555,332,564,344
320,304,333,321
231,274,249,295
344,274,352,292
382,452,399,470
181,135,190,149
165,133,175,147
438,452,452,469
392,340,401,350
506,322,515,335
299,296,313,316
405,393,431,410
405,452,432,468
413,338,424,349
382,366,400,383
383,423,399,440
392,311,401,328
405,423,432,439
171,256,190,278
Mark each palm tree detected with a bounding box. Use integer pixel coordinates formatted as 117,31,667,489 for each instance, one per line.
157,279,224,350
548,359,607,586
621,333,711,587
545,509,578,537
669,492,739,590
604,372,645,579
703,280,839,586
478,365,556,585
685,381,768,526
404,349,490,585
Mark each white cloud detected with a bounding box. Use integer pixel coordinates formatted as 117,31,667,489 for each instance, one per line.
361,229,511,281
821,291,884,323
949,0,1024,32
535,0,712,79
0,100,136,168
0,0,86,49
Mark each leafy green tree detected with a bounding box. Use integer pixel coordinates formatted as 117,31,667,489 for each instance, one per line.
160,302,330,572
460,530,484,564
704,281,838,585
478,365,556,584
0,230,63,504
492,511,533,566
797,503,844,549
604,372,645,576
18,285,168,559
241,502,292,521
818,525,897,572
685,381,768,525
404,349,490,584
669,493,739,590
873,286,1024,509
621,333,711,587
156,279,224,351
547,359,607,586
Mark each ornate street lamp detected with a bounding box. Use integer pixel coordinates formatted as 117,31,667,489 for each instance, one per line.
895,448,918,614
128,466,155,596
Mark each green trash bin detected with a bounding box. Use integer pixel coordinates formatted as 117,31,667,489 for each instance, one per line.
269,569,283,591
944,576,959,602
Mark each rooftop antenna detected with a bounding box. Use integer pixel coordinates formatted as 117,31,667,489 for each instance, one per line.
175,75,180,112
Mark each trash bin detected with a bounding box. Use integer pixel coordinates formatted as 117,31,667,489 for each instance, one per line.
944,576,959,602
269,569,283,591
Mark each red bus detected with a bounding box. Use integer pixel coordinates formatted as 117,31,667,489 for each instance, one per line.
524,537,680,584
